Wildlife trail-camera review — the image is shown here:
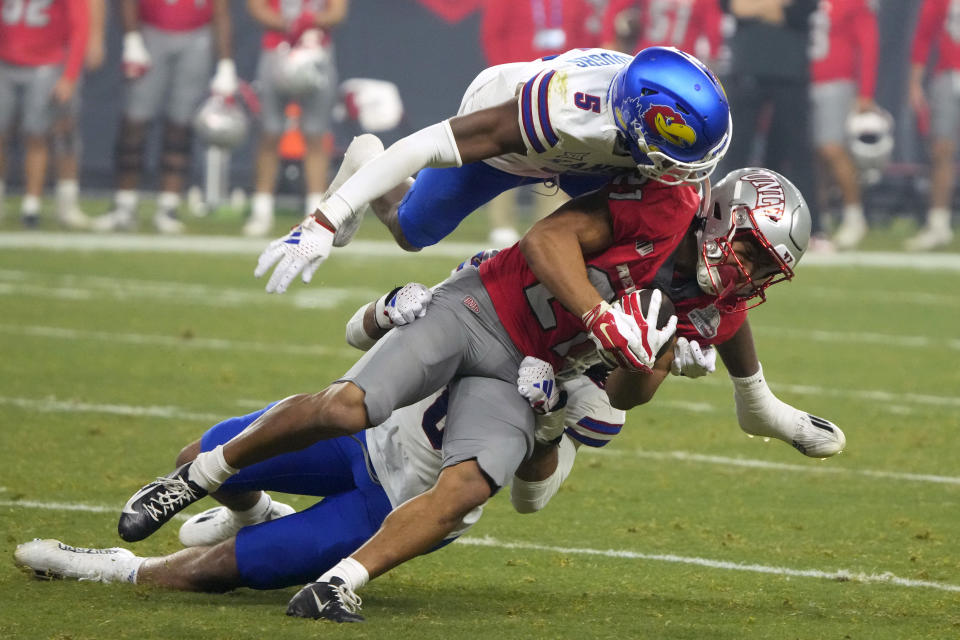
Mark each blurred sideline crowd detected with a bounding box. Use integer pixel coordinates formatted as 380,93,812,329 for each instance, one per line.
0,0,957,252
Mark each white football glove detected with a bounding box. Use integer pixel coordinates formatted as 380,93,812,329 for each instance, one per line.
386,283,432,326
210,59,238,96
670,336,716,378
254,215,333,293
122,31,151,79
517,356,561,415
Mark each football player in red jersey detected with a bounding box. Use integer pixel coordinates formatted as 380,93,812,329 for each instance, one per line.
601,0,724,66
0,0,89,227
243,0,349,237
808,0,879,250
113,167,844,621
91,0,236,234
906,0,960,250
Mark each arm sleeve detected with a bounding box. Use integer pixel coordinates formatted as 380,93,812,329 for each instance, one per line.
854,2,879,99
510,435,578,514
344,304,377,351
910,0,944,66
64,0,91,81
319,120,462,228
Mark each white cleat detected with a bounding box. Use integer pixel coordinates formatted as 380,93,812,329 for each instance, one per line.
154,210,185,235
58,206,91,230
91,209,136,232
330,134,384,247
904,225,953,251
742,412,846,458
832,218,867,251
14,539,138,583
243,210,274,238
178,497,296,547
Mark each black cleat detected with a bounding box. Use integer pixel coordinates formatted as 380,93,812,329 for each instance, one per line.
286,577,365,623
118,463,207,542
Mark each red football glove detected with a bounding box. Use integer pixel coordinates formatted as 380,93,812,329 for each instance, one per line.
582,301,649,372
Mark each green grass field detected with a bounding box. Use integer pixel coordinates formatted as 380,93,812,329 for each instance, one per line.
0,208,958,639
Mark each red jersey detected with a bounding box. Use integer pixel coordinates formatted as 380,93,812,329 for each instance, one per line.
262,0,330,50
479,178,700,369
600,0,723,60
809,0,878,98
667,278,747,345
481,0,596,66
0,0,89,80
138,0,213,32
911,0,960,74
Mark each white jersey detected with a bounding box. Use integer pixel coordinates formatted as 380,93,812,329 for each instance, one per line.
365,373,627,539
457,48,640,179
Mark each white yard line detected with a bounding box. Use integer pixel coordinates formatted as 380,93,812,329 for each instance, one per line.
1,495,956,593
589,448,960,486
459,536,960,593
3,233,960,271
0,324,358,359
0,270,379,310
2,393,958,486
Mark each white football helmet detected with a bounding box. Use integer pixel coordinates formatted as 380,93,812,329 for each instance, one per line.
846,106,894,184
193,94,249,150
338,78,404,132
273,29,330,97
696,168,811,311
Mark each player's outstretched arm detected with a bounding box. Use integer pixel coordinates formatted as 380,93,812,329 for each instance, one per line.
716,320,846,458
255,101,524,293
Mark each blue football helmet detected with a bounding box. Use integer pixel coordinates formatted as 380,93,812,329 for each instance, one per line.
609,47,731,185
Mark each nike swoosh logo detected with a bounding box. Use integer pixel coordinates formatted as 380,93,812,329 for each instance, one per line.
311,588,329,615
120,484,157,515
597,323,615,345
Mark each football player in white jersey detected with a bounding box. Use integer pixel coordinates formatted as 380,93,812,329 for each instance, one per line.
254,46,733,293
14,280,627,620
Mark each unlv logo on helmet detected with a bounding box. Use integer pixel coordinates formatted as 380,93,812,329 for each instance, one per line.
742,172,785,222
641,105,697,149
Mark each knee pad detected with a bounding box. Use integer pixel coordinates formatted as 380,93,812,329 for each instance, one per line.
161,121,193,176
115,120,148,175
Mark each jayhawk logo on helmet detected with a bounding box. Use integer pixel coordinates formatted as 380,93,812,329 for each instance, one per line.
642,105,697,150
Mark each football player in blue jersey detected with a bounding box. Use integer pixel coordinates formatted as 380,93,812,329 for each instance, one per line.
254,46,732,293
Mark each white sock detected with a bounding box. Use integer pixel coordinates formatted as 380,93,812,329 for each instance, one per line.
841,204,864,225
252,192,274,218
305,192,325,216
21,194,41,216
57,179,79,210
187,445,238,492
98,552,147,584
233,492,272,525
115,189,138,214
928,207,951,231
157,191,181,215
319,557,370,592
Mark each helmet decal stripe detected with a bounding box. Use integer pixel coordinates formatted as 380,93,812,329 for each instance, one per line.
520,73,548,153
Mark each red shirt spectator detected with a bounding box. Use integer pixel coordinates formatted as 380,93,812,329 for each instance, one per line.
911,0,960,74
810,0,878,99
0,0,89,81
600,0,723,60
138,0,213,32
482,0,595,66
